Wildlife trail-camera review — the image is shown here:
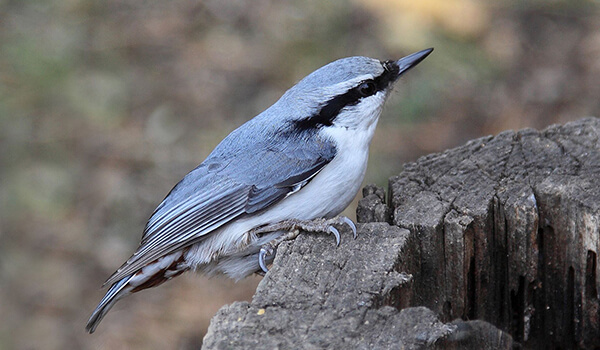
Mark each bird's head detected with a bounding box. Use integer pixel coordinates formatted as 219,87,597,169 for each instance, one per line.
276,48,433,135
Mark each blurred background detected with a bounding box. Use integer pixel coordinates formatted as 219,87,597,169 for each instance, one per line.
1,0,599,349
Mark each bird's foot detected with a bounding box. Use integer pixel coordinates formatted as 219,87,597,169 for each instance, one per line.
249,216,357,273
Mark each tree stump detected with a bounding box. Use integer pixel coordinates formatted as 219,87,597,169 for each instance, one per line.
202,117,599,349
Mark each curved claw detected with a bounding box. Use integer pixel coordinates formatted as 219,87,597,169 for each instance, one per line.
258,248,270,273
342,217,357,239
329,226,341,246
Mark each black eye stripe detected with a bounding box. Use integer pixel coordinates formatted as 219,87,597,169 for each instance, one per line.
294,61,399,130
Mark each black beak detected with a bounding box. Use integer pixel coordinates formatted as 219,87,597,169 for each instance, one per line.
395,48,433,77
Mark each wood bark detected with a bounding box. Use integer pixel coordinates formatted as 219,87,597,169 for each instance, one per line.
202,117,599,349
388,117,600,348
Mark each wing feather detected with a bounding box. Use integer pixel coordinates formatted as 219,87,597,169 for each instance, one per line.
104,130,336,286
105,182,249,285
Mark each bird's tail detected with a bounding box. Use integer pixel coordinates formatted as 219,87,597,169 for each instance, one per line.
86,275,135,333
86,250,189,333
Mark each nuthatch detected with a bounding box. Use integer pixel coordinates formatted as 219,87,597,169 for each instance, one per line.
86,48,433,333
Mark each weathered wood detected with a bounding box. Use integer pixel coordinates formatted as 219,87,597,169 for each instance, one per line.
202,223,512,349
202,117,598,349
388,117,600,348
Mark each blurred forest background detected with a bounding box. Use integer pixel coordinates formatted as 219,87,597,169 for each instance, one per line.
1,0,599,349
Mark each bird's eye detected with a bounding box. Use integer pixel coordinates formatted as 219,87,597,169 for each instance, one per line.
357,81,377,97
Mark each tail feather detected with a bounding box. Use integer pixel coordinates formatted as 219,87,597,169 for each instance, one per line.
86,275,134,333
86,251,188,333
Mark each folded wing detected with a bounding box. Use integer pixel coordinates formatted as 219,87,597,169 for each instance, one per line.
104,133,336,286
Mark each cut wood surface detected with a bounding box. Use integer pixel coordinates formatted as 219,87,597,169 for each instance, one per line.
202,117,599,349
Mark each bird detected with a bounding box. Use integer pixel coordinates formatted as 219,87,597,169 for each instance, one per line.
86,48,433,333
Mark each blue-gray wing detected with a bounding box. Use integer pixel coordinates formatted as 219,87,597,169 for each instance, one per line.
103,134,336,286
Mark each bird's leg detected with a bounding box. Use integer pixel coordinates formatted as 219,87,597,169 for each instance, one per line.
255,228,301,273
249,216,357,273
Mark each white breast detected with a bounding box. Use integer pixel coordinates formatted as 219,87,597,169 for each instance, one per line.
249,117,379,221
